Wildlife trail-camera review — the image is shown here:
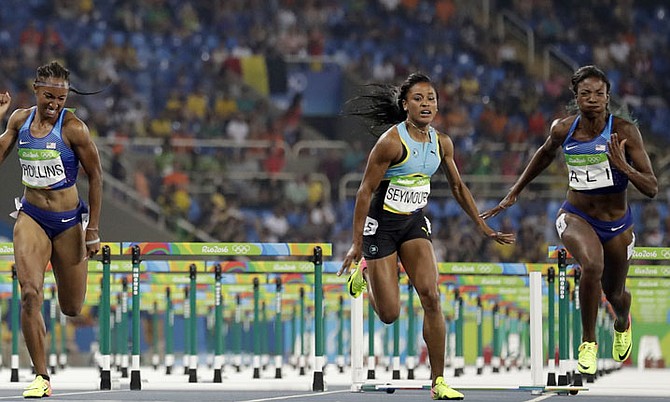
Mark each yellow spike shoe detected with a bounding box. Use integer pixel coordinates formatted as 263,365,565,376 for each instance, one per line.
613,315,632,362
577,341,598,375
431,376,464,400
347,262,367,298
23,375,52,398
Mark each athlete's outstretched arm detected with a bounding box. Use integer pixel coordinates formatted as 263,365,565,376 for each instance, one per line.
438,132,514,245
481,119,567,220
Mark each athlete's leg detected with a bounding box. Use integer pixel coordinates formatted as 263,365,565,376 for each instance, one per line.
50,224,87,316
601,228,634,331
364,252,401,324
13,213,52,377
556,212,603,342
399,239,444,383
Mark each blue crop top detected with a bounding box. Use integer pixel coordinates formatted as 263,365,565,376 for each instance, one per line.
562,114,628,194
17,108,79,190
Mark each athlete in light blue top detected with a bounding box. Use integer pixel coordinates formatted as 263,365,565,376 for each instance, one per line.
0,61,103,398
482,65,657,378
338,73,514,400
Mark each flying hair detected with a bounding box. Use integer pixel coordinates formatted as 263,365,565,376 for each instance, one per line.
342,73,435,138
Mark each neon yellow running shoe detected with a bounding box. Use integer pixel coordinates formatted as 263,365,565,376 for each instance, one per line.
613,315,632,362
577,341,598,375
347,263,367,298
431,376,464,400
23,375,51,398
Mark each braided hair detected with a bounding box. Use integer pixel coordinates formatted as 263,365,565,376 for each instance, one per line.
35,61,106,95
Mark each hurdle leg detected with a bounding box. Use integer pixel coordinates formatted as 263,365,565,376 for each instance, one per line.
529,272,544,388
350,295,364,391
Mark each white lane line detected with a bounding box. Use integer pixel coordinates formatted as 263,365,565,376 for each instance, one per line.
239,389,350,402
525,394,555,402
0,389,132,400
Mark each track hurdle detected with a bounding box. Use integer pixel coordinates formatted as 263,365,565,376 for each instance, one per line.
547,245,670,392
349,261,591,395
95,242,331,391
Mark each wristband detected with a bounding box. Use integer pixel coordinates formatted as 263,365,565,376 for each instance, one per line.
85,238,101,246
86,227,99,231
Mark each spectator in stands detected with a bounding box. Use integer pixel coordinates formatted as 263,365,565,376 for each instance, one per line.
481,65,658,378
0,61,103,397
339,72,514,400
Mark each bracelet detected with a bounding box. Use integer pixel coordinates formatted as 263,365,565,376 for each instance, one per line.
86,227,99,231
85,238,101,246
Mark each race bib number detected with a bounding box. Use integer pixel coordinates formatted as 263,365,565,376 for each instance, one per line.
363,216,378,236
565,153,613,191
383,175,431,214
19,149,66,188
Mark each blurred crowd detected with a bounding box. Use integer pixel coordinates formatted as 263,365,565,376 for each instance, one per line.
1,0,669,262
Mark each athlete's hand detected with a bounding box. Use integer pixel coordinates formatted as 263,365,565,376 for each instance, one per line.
338,244,362,277
607,132,628,172
0,92,11,117
486,229,516,245
85,228,101,259
480,193,518,220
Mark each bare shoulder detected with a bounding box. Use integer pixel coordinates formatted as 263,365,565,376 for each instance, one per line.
61,110,93,149
611,116,640,137
373,125,403,161
61,110,89,134
549,115,577,136
7,108,33,129
434,130,453,152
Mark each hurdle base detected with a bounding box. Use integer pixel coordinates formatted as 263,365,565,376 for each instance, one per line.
130,370,141,390
11,368,19,382
312,370,324,392
165,365,172,375
189,368,198,383
100,370,111,390
546,372,556,386
213,368,222,383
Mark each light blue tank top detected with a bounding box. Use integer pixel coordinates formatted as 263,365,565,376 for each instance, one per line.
384,122,441,179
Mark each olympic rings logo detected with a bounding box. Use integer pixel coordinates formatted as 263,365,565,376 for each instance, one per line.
232,244,251,254
662,267,670,276
587,156,600,164
661,250,670,259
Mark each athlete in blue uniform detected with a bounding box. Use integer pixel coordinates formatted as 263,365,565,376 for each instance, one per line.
0,61,103,398
481,65,658,376
338,73,515,400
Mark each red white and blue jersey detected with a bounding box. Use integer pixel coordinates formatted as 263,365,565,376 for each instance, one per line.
17,108,79,190
562,114,628,194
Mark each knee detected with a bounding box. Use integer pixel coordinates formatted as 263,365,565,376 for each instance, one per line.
20,286,43,313
417,287,441,314
60,302,83,317
377,305,400,324
577,257,604,281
